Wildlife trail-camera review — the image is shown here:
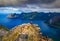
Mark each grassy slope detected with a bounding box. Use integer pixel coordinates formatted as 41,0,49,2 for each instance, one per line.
0,25,9,31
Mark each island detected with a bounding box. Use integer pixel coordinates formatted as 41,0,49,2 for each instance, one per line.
7,13,20,18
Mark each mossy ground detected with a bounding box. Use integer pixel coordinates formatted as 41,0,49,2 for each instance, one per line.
0,25,9,31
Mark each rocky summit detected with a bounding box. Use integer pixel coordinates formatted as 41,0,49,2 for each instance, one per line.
2,23,53,41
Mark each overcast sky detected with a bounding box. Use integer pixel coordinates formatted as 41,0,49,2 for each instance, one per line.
0,0,60,8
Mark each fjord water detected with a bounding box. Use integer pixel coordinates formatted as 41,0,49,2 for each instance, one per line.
0,14,60,41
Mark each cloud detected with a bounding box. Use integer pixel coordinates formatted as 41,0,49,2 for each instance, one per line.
0,7,60,14
0,0,60,8
52,0,60,8
26,0,56,4
27,0,60,8
39,0,56,4
0,0,27,6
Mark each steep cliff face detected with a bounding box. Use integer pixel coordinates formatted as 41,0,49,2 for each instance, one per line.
49,16,60,23
2,23,53,41
46,16,60,28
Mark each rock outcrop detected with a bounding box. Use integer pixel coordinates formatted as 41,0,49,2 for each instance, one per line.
2,23,53,41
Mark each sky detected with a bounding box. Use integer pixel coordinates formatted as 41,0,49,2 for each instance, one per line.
0,0,60,8
0,0,60,13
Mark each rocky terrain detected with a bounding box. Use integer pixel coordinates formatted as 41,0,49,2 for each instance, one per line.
2,23,53,41
0,25,9,41
45,16,60,28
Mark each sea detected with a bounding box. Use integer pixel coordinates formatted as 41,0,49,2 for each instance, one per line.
0,14,60,41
